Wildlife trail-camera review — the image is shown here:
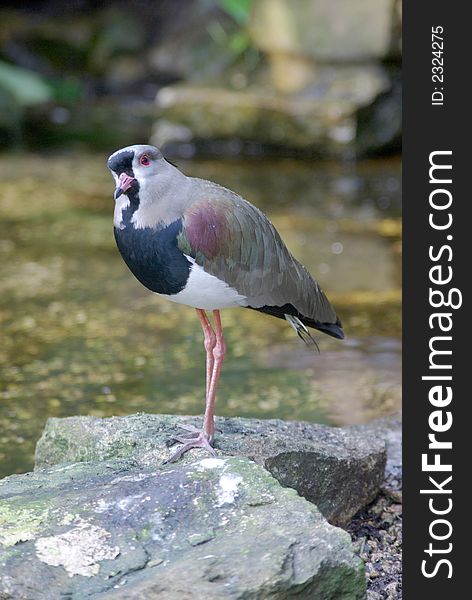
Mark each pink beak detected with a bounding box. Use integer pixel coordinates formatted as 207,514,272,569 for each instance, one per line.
114,172,136,200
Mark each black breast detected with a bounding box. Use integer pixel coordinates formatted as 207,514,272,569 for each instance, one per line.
114,218,191,295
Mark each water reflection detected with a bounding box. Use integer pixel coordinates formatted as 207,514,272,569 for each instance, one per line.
0,154,401,477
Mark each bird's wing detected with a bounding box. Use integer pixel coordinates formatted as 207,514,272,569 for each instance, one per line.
176,195,338,325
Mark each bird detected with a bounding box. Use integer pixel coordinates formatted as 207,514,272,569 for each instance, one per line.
107,144,344,462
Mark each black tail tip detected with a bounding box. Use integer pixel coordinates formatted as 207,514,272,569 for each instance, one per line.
315,320,345,340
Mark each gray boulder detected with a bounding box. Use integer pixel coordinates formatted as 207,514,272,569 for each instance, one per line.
353,414,402,499
0,456,366,599
35,413,386,525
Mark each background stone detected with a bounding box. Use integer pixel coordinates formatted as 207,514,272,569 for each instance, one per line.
249,0,395,63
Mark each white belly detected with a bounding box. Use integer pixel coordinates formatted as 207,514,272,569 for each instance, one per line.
158,261,248,310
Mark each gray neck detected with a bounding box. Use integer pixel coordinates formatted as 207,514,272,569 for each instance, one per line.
114,162,193,230
132,163,192,229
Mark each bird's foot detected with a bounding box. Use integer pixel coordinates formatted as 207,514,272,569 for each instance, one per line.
164,429,216,463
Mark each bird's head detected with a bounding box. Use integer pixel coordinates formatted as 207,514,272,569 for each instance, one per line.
107,144,168,202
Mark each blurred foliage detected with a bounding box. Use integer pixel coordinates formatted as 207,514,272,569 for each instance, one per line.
0,59,53,145
0,1,261,149
208,0,256,59
216,0,253,25
206,19,252,59
0,60,51,106
89,12,145,72
0,1,400,154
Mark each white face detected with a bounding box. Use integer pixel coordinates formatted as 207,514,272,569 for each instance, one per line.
108,144,169,206
107,144,165,186
108,143,187,228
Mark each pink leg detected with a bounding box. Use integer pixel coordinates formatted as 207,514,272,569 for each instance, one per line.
203,310,226,440
165,309,225,463
196,309,216,399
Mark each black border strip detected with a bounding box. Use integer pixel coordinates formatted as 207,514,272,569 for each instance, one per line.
403,2,468,596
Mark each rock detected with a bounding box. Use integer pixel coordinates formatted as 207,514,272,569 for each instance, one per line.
367,591,383,600
148,0,400,157
347,491,402,598
356,70,402,157
249,0,394,63
352,414,402,499
390,0,402,58
152,71,389,157
0,456,366,599
35,413,386,525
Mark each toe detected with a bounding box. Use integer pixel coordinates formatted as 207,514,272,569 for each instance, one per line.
164,431,216,463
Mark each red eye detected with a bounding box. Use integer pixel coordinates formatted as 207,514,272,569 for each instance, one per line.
140,154,151,166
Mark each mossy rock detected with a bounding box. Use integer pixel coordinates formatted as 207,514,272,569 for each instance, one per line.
0,456,366,599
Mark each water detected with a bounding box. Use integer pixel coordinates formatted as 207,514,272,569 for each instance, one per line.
0,153,401,478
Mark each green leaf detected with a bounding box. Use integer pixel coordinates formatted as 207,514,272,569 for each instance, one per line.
0,61,52,107
228,30,250,55
217,0,253,25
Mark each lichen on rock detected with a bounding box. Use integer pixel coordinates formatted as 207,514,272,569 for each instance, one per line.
35,518,120,577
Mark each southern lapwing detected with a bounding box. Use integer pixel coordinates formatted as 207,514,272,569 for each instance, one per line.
107,145,344,461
